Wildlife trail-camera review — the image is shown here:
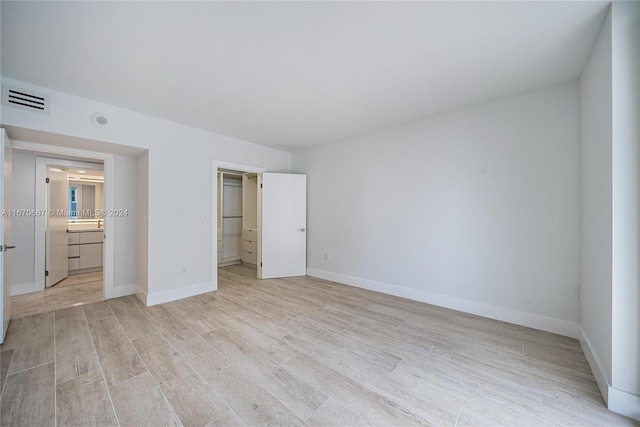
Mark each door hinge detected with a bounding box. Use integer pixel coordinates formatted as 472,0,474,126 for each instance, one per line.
260,262,262,267
260,183,263,188
45,177,50,184
45,270,49,276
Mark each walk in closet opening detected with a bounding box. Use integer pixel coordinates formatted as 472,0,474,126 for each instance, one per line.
217,169,259,277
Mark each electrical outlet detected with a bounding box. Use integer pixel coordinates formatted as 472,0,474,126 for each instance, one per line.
324,253,329,260
180,266,187,274
203,213,207,221
578,286,582,301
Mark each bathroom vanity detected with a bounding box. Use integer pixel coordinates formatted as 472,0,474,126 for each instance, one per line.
67,229,103,272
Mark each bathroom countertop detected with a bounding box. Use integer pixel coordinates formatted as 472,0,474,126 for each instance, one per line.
67,228,103,233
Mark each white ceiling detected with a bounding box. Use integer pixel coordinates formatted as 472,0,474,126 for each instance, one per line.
1,1,609,152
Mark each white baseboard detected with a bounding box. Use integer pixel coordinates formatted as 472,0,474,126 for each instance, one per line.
146,281,214,306
108,284,136,299
307,268,579,338
135,286,148,306
609,387,640,421
11,282,36,296
579,326,640,421
579,326,610,403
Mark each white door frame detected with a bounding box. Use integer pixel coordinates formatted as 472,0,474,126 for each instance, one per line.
14,140,116,299
211,160,265,291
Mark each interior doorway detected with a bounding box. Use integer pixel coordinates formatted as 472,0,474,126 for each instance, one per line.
212,160,308,291
217,170,258,269
19,142,115,300
43,159,105,287
212,161,265,290
12,158,106,318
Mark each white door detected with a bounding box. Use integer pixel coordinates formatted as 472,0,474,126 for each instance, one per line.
46,167,69,287
259,173,307,279
0,130,13,341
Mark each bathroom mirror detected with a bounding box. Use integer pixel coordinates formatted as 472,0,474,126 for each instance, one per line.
67,169,104,223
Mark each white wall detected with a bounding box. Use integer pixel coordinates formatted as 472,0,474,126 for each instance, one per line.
579,8,613,394
10,151,36,294
611,0,640,406
579,4,640,418
113,154,137,293
1,77,292,303
294,82,581,335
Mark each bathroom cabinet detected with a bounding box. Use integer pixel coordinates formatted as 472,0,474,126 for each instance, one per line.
68,230,103,272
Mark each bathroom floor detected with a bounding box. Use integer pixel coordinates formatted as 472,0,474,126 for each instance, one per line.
11,271,103,319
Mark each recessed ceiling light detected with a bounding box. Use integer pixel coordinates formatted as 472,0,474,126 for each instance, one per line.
91,112,110,128
77,170,86,174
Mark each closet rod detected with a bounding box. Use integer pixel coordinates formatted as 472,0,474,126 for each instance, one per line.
220,171,243,178
223,215,243,219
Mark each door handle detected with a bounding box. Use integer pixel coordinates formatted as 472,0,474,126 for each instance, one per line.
0,245,16,252
297,228,306,232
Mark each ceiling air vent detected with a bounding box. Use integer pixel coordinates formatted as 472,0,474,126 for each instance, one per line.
2,85,50,114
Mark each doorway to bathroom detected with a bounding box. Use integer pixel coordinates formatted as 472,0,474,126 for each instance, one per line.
11,156,105,318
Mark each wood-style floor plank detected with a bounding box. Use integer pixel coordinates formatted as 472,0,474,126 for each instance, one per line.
109,371,183,427
108,297,157,340
285,353,429,426
132,332,228,426
83,301,115,323
284,325,459,426
54,306,101,384
56,369,118,426
199,305,299,364
293,321,401,372
87,316,147,387
0,349,13,396
0,362,55,426
145,305,229,378
306,398,371,427
7,312,54,375
451,346,600,395
449,349,607,410
207,410,247,427
394,357,544,417
162,299,220,335
213,294,294,339
523,341,592,373
340,317,454,362
540,395,634,426
272,308,352,334
202,328,327,420
0,318,22,351
400,316,525,355
205,365,306,427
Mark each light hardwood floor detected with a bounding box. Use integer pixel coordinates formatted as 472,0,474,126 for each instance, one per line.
0,265,636,426
11,271,103,319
